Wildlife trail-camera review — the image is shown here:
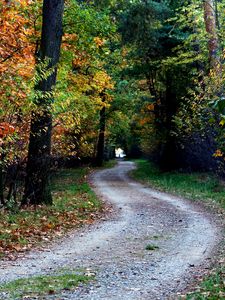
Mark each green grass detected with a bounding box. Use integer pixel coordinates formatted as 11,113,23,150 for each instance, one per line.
185,268,225,299
51,168,102,213
131,159,225,209
0,271,93,299
145,244,159,251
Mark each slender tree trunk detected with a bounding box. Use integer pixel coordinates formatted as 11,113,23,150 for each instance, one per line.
95,96,106,167
0,163,4,205
203,0,220,70
0,144,6,206
7,164,19,203
215,0,224,54
22,0,64,206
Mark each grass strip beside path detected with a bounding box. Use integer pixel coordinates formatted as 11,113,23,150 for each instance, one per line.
0,270,93,299
131,159,225,209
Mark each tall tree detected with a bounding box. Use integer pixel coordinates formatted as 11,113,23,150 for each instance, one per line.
0,160,4,206
22,0,64,205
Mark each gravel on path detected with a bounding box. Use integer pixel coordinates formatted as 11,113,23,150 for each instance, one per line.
0,161,222,299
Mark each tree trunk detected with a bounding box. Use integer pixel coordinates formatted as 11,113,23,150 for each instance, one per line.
0,163,4,206
203,0,220,70
95,98,106,167
158,74,178,171
0,144,6,206
22,0,64,206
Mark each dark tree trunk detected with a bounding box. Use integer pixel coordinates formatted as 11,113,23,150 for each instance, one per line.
158,75,178,171
0,145,6,206
0,163,4,206
7,163,20,203
22,0,64,206
95,98,106,167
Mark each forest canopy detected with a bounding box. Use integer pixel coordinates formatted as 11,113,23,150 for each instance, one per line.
0,0,225,206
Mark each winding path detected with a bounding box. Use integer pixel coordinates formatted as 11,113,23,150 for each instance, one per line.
0,161,221,299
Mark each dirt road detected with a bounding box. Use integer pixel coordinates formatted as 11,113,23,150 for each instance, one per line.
0,161,221,299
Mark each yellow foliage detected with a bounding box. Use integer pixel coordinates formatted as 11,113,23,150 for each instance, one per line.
94,37,105,48
213,149,223,158
91,71,114,92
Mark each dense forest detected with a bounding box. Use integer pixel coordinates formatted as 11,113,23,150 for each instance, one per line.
1,0,225,206
0,1,225,299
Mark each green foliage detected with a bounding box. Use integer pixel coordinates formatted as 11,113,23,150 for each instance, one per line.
121,0,170,49
49,0,118,159
64,0,116,52
169,0,225,145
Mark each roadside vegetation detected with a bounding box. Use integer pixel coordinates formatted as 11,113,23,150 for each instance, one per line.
0,167,104,260
132,159,225,209
185,267,225,300
132,159,225,299
0,269,94,299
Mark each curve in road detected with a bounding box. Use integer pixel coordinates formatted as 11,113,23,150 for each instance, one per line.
0,161,220,300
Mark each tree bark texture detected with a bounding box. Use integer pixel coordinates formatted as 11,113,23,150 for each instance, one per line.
22,0,64,205
0,145,6,206
203,0,220,69
0,162,4,205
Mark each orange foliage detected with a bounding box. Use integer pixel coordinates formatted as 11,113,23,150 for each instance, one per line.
139,117,152,126
94,37,105,48
0,122,15,138
0,0,35,71
54,124,67,135
0,0,36,111
71,49,90,70
147,103,155,111
0,1,38,165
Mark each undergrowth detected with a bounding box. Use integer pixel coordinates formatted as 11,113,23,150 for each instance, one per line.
0,168,103,259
